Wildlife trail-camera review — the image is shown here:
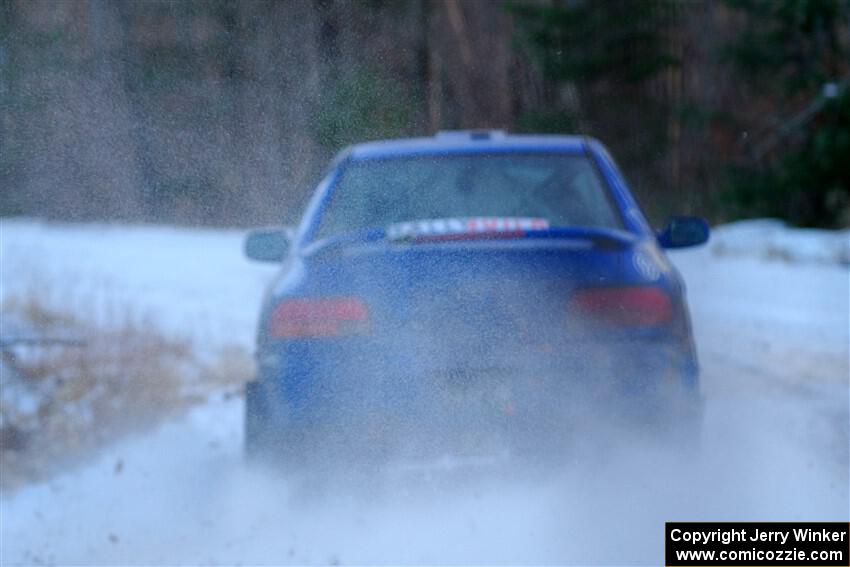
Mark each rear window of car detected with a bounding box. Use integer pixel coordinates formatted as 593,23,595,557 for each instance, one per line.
316,153,623,239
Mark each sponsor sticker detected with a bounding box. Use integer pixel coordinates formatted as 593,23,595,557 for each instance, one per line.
387,217,549,241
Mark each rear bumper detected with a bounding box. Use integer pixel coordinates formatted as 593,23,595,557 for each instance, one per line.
250,334,700,431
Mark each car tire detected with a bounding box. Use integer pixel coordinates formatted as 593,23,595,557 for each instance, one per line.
244,380,271,462
244,380,309,467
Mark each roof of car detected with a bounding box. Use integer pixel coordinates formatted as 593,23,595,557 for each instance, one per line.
345,131,590,160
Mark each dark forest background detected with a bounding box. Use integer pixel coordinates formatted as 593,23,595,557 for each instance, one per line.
1,0,848,228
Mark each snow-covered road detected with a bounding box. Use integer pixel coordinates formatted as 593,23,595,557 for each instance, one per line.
1,218,848,565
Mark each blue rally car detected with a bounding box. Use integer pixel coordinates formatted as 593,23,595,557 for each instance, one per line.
244,130,709,464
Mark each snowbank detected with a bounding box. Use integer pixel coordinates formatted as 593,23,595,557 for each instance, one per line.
0,217,278,351
710,219,850,265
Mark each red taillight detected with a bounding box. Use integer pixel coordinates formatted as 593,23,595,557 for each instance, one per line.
569,286,673,327
270,297,369,337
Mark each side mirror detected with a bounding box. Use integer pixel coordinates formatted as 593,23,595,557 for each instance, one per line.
657,216,710,249
244,228,292,262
